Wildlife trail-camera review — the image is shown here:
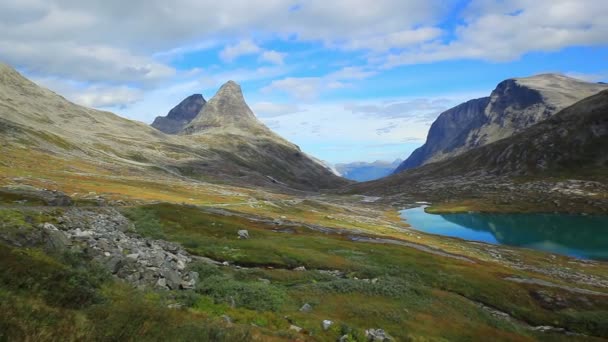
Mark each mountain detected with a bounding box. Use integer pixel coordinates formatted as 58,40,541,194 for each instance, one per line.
345,90,608,209
394,74,608,173
336,159,402,182
151,94,206,134
182,81,262,134
0,63,346,191
179,80,347,190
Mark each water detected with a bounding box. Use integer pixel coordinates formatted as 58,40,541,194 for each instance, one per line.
400,206,608,260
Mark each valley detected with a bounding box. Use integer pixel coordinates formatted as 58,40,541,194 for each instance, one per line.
0,63,607,342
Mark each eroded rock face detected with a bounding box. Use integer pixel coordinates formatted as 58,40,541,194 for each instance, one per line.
151,94,206,134
395,74,608,173
47,208,198,290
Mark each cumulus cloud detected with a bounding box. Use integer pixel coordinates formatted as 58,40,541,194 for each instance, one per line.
33,77,144,109
220,40,262,62
262,66,376,100
259,50,287,65
382,0,608,67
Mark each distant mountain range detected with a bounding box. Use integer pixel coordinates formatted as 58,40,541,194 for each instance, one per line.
335,159,402,182
394,74,608,173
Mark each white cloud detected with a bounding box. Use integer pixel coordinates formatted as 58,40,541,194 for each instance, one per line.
262,66,376,100
220,40,262,62
252,102,303,117
383,0,608,67
345,98,452,122
33,77,144,109
259,50,287,65
344,27,443,51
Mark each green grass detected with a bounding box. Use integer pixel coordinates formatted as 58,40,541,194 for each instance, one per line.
120,203,608,341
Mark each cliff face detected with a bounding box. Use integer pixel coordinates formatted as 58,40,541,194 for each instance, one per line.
395,74,608,173
151,94,206,134
394,98,489,173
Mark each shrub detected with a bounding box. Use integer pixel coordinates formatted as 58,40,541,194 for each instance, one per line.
121,207,165,239
196,275,287,312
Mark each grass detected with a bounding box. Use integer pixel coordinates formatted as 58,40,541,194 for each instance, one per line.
1,144,608,340
119,203,608,341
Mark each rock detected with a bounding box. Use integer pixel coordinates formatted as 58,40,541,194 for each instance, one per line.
167,303,184,309
41,223,70,251
366,329,392,341
322,320,332,331
126,253,139,260
180,279,196,290
162,269,182,290
299,303,313,312
293,266,306,271
156,277,168,289
258,278,271,284
52,208,197,290
151,94,206,134
104,256,123,274
289,325,302,333
237,229,249,239
339,335,350,342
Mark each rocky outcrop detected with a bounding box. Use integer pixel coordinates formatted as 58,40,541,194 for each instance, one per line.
395,74,608,172
0,185,73,206
44,208,199,290
394,98,489,173
151,94,206,134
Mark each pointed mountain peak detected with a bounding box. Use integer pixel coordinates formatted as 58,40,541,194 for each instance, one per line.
214,80,245,101
182,80,265,135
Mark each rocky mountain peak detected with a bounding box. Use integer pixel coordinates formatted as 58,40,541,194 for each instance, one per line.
182,80,263,134
151,94,206,134
394,73,608,173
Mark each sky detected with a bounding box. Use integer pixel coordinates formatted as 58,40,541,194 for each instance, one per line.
1,0,607,164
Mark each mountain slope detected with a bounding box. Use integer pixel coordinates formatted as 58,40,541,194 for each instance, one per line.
0,63,346,191
347,90,608,199
395,74,608,173
151,94,206,134
180,80,347,190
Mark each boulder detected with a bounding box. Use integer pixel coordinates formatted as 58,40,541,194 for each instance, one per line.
299,303,313,312
322,320,332,331
238,230,249,239
365,329,392,341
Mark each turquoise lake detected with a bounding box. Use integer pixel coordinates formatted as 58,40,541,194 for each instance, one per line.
400,206,608,260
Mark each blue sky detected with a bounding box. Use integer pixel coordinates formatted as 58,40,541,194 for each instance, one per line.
1,0,607,164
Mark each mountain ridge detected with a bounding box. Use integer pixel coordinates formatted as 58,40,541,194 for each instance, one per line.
0,63,347,191
394,74,608,173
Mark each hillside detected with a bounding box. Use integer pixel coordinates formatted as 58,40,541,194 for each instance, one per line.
0,63,346,191
346,90,608,213
395,74,608,173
